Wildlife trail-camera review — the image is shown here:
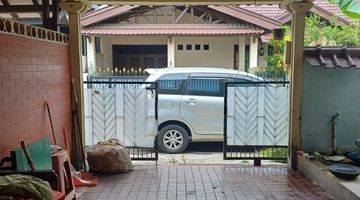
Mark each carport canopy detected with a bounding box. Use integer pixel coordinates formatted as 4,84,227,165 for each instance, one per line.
55,0,314,169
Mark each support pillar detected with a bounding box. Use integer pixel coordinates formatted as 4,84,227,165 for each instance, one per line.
86,36,96,72
288,1,312,169
238,36,246,71
249,36,258,69
167,36,175,67
60,1,86,146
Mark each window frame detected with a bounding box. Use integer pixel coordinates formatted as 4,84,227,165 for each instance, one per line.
186,44,192,50
177,44,184,50
195,44,201,50
183,74,230,97
156,73,189,95
95,37,101,53
82,36,87,56
203,44,210,50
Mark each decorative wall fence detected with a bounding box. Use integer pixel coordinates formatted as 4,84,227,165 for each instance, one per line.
0,17,69,44
89,66,148,77
85,76,147,88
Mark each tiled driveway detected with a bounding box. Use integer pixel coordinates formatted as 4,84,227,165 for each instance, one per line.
78,164,333,200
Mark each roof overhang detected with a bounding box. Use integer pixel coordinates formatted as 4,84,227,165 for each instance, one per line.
83,23,265,36
278,4,350,24
87,0,283,5
81,5,139,26
208,5,283,30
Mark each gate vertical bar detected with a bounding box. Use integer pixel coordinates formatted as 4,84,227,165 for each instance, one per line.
223,81,228,160
257,87,265,145
154,81,159,162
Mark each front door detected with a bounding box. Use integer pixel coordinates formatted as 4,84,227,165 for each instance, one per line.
180,74,229,135
112,45,167,70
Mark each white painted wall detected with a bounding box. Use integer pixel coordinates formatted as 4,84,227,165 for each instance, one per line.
167,36,175,67
93,35,267,70
249,36,259,69
86,36,96,71
174,36,238,69
238,37,246,71
82,55,87,71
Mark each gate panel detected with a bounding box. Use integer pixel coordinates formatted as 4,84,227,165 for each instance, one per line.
84,81,158,160
224,81,289,161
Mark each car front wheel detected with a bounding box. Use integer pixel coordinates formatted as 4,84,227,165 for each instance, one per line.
158,125,189,154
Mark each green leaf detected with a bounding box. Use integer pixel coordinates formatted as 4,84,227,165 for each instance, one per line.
339,0,360,18
328,0,360,19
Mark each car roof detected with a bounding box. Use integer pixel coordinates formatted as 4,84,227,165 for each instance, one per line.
145,67,260,79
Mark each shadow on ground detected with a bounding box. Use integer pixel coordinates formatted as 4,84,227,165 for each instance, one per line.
186,142,223,153
134,142,286,166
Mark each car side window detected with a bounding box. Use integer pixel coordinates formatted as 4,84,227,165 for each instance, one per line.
184,77,226,97
157,73,188,95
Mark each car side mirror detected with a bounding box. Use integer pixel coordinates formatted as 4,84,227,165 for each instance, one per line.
145,84,157,98
145,85,156,91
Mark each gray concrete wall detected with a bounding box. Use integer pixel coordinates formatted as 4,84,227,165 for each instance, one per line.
301,63,360,154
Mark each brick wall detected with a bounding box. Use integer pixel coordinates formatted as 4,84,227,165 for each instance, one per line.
0,33,72,158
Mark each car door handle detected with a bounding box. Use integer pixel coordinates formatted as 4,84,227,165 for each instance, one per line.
185,98,198,105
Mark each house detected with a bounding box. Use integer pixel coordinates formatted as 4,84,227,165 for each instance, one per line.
81,0,350,73
81,5,271,73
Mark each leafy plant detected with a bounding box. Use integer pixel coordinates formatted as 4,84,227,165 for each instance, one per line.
259,148,288,163
304,14,360,46
255,13,360,80
328,0,360,19
253,37,288,80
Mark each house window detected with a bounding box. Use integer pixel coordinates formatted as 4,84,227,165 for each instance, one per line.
245,45,250,71
186,44,192,50
95,37,101,53
195,44,201,50
203,44,209,50
82,36,87,56
234,45,239,70
177,45,183,50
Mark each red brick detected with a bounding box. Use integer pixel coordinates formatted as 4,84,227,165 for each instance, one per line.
0,32,72,158
0,57,8,64
15,64,27,72
26,65,37,71
8,72,21,80
1,64,15,72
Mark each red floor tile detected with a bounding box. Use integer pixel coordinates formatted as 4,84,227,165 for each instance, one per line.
78,165,333,200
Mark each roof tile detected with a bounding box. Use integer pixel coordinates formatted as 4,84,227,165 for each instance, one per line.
239,0,351,23
83,23,264,36
304,47,360,68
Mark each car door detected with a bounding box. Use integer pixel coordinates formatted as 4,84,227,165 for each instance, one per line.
157,73,189,125
180,73,229,135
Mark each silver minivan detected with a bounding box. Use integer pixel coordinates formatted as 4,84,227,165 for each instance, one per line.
146,68,261,153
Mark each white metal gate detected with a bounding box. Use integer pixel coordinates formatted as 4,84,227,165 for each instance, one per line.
84,81,158,160
224,81,289,162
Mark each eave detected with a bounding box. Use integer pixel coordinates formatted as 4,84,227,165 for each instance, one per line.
87,0,283,6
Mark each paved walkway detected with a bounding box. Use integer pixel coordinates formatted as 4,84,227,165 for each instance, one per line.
78,164,333,200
